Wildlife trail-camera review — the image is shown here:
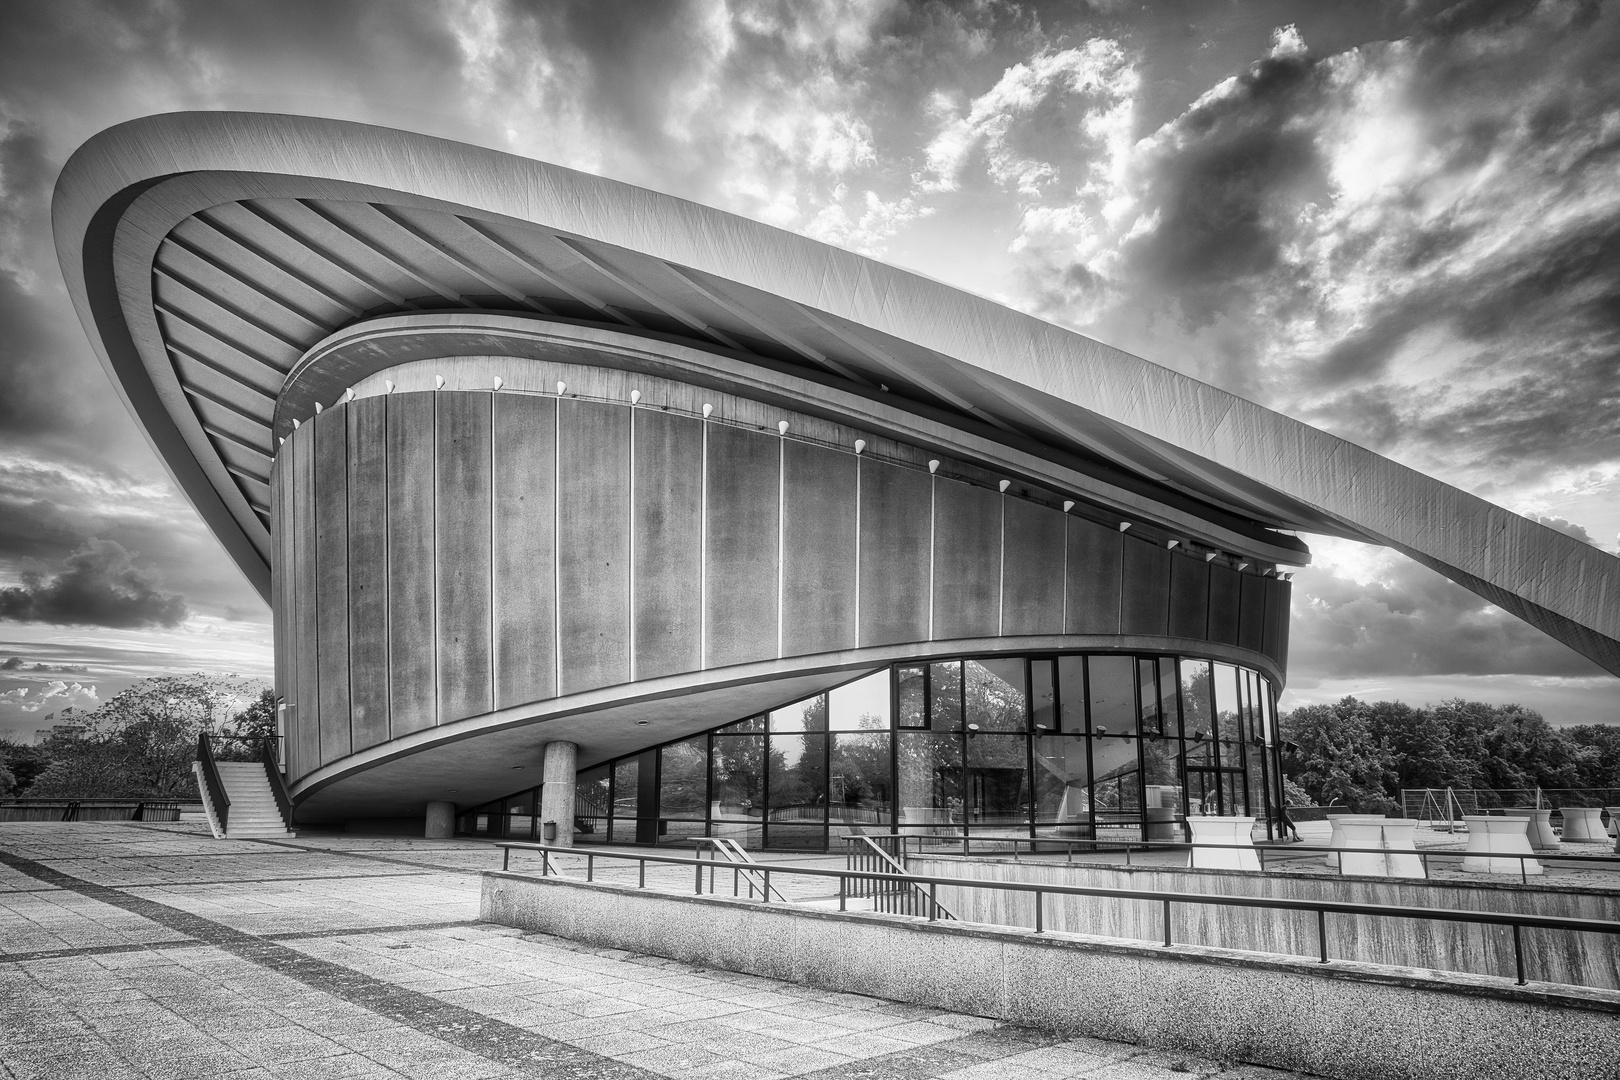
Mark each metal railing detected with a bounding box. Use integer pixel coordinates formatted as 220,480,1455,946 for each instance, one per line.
195,733,230,832
691,837,791,902
493,842,1620,988
258,736,295,830
0,799,181,822
843,835,955,920
851,831,1620,886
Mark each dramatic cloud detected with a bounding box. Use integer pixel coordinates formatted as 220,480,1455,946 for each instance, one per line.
0,679,99,716
0,539,188,629
0,656,88,673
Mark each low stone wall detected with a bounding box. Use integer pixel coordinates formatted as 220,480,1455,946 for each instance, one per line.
481,871,1619,1080
909,856,1620,991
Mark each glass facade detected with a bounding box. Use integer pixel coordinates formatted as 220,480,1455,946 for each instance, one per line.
458,652,1284,849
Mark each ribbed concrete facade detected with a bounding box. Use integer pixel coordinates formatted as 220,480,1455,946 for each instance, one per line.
272,383,1288,785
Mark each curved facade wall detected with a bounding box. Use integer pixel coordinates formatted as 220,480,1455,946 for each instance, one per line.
271,384,1291,785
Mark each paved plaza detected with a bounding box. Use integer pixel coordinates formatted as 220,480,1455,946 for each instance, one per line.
0,822,1314,1080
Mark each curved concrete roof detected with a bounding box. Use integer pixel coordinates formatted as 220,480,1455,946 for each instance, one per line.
53,111,1620,677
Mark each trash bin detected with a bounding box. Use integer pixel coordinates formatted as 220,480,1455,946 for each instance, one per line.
542,821,556,842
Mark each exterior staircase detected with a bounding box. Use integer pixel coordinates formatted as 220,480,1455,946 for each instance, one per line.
193,760,294,839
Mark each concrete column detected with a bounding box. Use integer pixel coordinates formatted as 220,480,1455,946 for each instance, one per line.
539,741,578,847
425,800,455,839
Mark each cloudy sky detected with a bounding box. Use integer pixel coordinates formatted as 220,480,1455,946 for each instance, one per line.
1,0,1616,739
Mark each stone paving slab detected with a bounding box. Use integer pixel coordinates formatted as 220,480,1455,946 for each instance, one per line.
0,822,1315,1079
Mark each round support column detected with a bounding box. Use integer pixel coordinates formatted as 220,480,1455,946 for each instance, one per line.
539,741,578,848
425,800,455,839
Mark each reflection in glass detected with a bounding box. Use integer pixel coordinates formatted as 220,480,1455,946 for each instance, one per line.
1030,659,1056,732
1088,655,1136,736
611,757,641,843
1137,659,1159,735
506,791,535,840
711,735,763,820
576,765,610,840
829,670,891,731
1058,656,1084,733
719,714,765,733
897,732,962,833
966,733,1029,830
1033,734,1090,834
1180,659,1212,740
767,733,827,824
1141,737,1182,837
1213,663,1241,744
930,661,962,730
771,694,827,733
1090,736,1142,823
830,732,891,834
658,737,707,819
1158,657,1181,737
897,665,926,728
965,658,1026,731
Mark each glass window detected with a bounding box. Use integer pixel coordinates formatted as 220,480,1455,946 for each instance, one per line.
966,733,1029,829
896,731,962,834
611,757,642,844
767,733,827,823
1030,659,1056,733
505,791,535,840
711,735,763,821
1213,663,1241,744
1033,733,1089,831
929,661,962,731
1157,657,1181,737
1087,655,1137,736
576,765,610,841
965,658,1026,731
659,737,708,819
1259,676,1275,744
1057,656,1085,733
896,665,927,728
1180,659,1212,741
829,670,890,731
771,694,827,733
830,731,891,834
1137,659,1160,736
1090,736,1143,824
1141,737,1182,815
719,714,765,733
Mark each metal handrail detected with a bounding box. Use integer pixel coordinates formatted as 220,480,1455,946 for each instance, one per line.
258,736,295,832
195,732,230,832
691,838,791,902
845,835,955,920
494,841,1620,988
843,832,1620,886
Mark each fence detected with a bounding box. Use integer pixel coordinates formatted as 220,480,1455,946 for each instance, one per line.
0,799,180,822
1402,787,1620,820
495,841,1620,990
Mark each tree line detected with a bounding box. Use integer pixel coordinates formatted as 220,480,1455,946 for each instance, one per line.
1279,696,1620,814
0,675,275,801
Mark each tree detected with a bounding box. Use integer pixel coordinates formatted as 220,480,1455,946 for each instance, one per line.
1278,697,1397,813
0,739,54,796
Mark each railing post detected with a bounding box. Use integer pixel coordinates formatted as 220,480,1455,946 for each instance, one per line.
1520,856,1528,885
695,859,702,895
763,868,770,903
1125,844,1132,867
1162,899,1172,947
502,847,510,871
1034,890,1043,933
639,859,646,889
839,874,846,912
1317,909,1329,963
1513,924,1527,986
929,882,938,922
587,853,594,882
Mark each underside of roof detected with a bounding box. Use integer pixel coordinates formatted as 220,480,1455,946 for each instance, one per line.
53,112,1620,678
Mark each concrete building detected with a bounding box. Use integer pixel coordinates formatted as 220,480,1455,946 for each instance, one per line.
55,113,1620,846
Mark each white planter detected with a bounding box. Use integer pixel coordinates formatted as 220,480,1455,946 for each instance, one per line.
1559,807,1607,843
1461,816,1542,875
1501,808,1559,850
1188,815,1260,872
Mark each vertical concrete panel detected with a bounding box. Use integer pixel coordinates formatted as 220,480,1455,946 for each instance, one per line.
492,394,556,709
1207,565,1241,646
1273,579,1292,670
435,393,493,722
346,397,390,752
387,393,437,736
292,427,320,778
280,446,301,778
703,424,779,668
782,441,857,657
1262,576,1285,663
1168,554,1210,640
632,410,702,679
557,400,630,693
1001,498,1065,636
1239,572,1268,653
932,479,1001,640
858,461,931,647
1065,516,1122,635
314,412,350,765
269,455,289,773
1120,537,1171,636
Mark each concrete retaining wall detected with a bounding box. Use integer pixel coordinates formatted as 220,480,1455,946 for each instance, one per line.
481,870,1620,1080
910,856,1620,991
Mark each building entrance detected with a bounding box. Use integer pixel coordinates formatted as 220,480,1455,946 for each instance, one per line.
1186,768,1246,817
